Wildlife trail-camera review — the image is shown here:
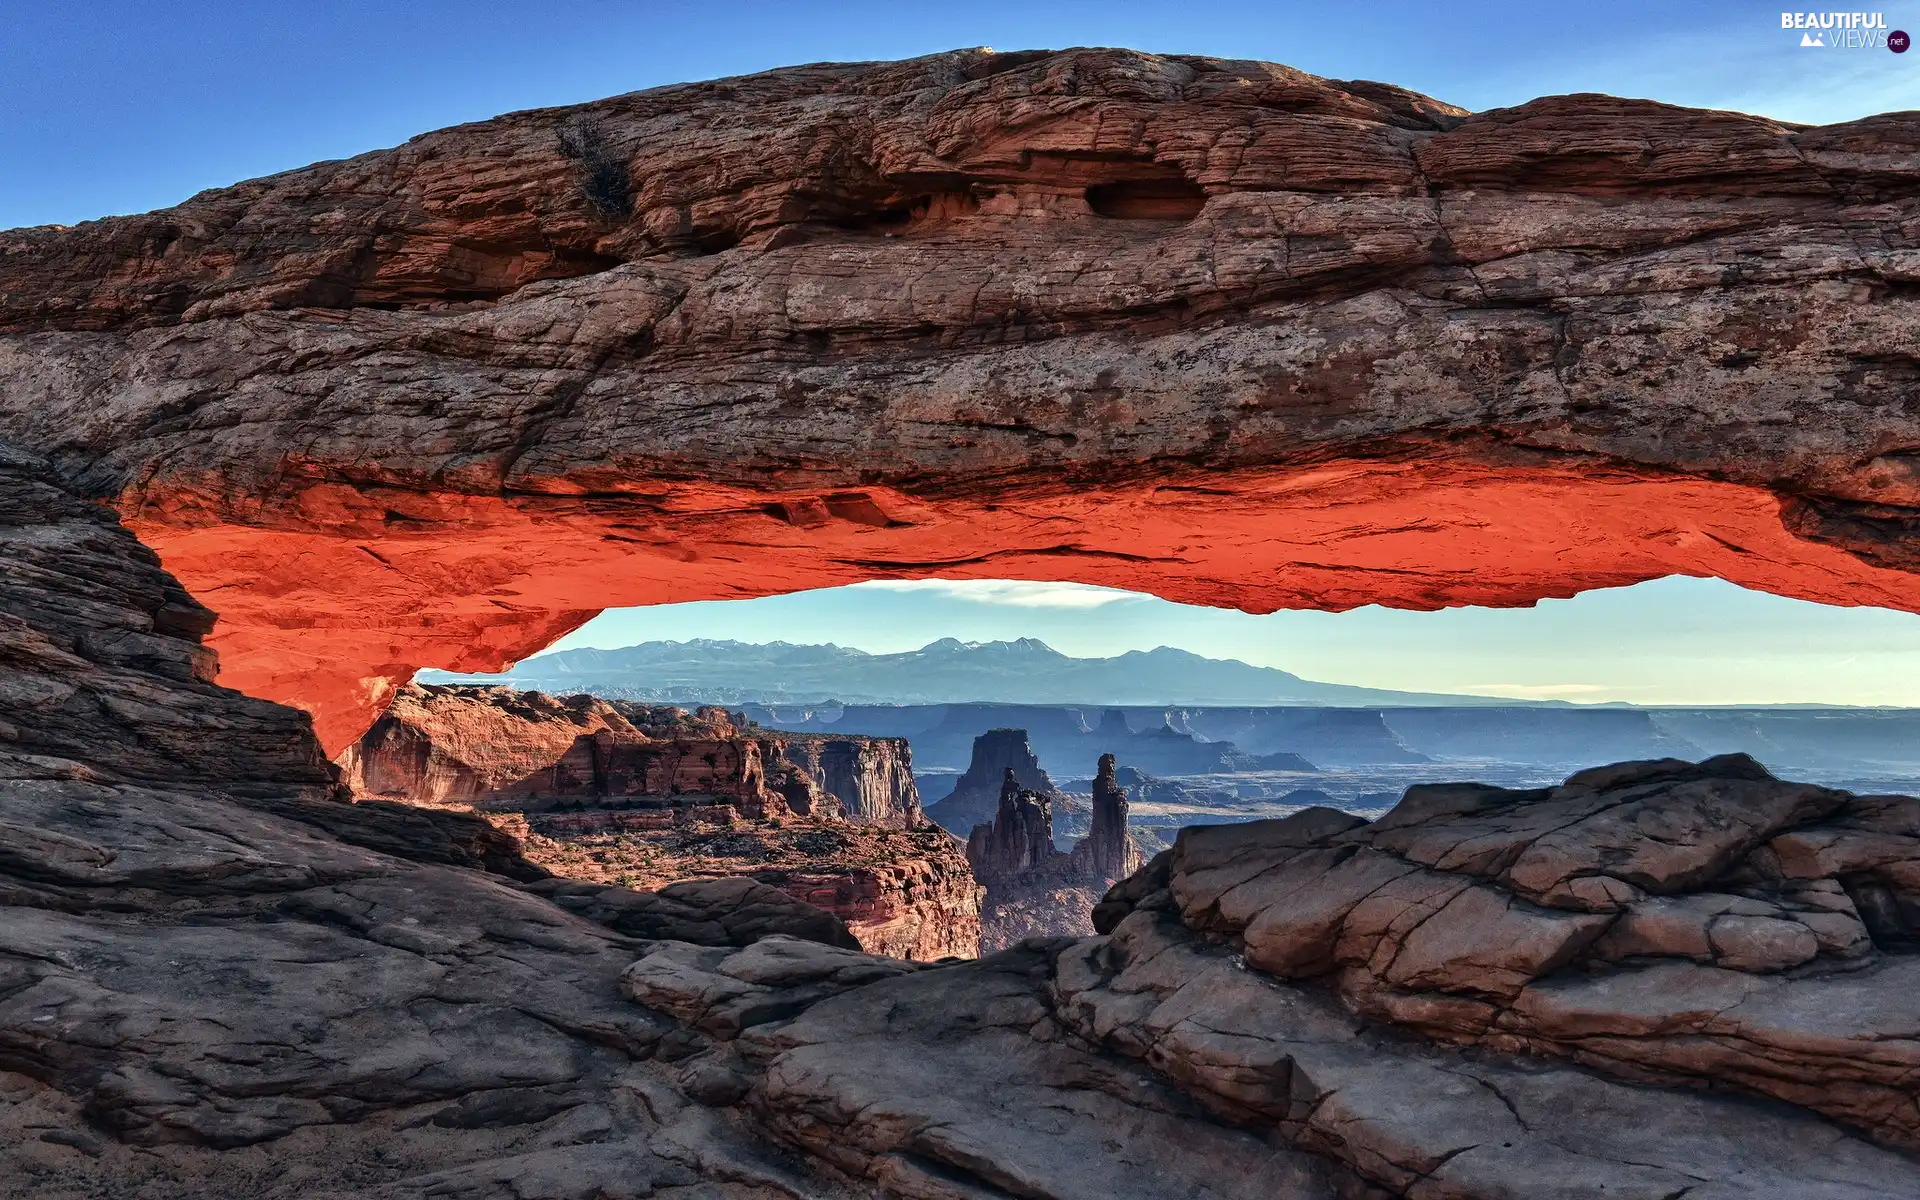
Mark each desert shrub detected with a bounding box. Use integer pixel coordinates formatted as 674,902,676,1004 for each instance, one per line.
556,115,633,218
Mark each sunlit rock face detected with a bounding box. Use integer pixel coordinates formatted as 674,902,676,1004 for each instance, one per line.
2,48,1919,750
340,682,979,959
342,683,927,826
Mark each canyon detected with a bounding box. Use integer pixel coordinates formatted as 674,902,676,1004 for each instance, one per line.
4,43,1920,1199
4,446,1918,1198
342,683,979,960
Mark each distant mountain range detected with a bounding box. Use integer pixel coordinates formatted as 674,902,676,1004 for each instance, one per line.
419,637,1561,708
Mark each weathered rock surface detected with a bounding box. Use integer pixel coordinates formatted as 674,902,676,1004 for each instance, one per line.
0,445,866,1197
1052,906,1920,1200
344,681,925,825
3,49,1919,749
620,917,1920,1199
526,875,863,950
1095,752,1920,1151
10,46,1920,1197
513,818,982,961
343,681,977,959
6,446,1920,1196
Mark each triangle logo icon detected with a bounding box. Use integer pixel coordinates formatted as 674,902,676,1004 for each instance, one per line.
1801,31,1824,45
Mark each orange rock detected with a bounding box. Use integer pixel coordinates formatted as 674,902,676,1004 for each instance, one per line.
342,682,978,958
134,461,1920,754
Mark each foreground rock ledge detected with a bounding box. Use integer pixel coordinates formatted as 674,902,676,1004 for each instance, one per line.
2,47,1919,749
4,446,1918,1197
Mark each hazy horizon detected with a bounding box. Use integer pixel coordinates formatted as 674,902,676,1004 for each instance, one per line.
525,575,1920,708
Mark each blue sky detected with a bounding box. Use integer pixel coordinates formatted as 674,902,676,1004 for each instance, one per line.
10,2,1920,704
546,578,1920,706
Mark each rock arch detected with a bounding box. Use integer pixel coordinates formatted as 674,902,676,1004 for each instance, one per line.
3,47,1918,753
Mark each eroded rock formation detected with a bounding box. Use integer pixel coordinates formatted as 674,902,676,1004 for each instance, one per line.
344,682,925,826
966,758,1147,951
342,683,976,959
0,444,864,1194
1077,753,1141,881
2,48,1918,750
927,727,1062,835
10,44,1920,1199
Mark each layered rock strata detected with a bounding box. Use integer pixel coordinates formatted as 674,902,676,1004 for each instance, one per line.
3,49,1920,750
342,682,976,959
967,759,1147,951
625,923,1920,1200
5,450,1920,1197
343,682,925,826
0,444,868,1196
505,816,982,961
1093,751,1920,1151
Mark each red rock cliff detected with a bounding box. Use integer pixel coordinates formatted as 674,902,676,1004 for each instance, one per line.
342,682,975,958
341,685,786,813
1,49,1918,752
343,683,925,819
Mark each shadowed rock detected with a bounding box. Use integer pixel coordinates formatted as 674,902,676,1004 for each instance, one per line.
966,759,1150,952
339,681,979,959
7,46,1920,1199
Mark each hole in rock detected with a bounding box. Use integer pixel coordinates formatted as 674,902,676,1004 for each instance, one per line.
691,227,743,255
1085,179,1208,220
828,191,979,234
134,453,1920,969
298,562,1920,964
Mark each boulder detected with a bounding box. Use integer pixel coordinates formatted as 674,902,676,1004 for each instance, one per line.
1093,751,1920,1148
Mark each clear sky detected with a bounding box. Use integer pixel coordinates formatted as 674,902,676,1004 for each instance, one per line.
543,578,1920,707
10,2,1920,705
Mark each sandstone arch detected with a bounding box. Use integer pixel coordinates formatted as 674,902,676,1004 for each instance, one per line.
3,47,1918,751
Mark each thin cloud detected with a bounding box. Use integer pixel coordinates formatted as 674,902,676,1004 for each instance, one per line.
1454,682,1622,699
849,579,1148,609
